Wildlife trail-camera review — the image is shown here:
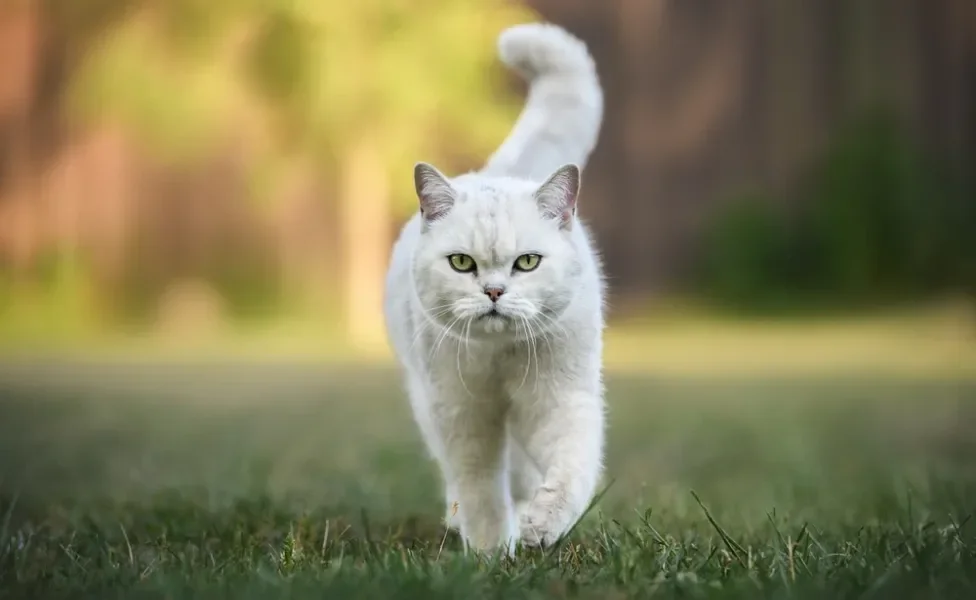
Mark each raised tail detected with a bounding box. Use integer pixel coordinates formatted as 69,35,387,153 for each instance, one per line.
482,23,604,181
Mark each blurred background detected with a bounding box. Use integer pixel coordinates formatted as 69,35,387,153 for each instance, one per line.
1,0,974,363
0,0,975,542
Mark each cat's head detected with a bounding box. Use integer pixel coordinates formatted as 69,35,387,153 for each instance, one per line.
409,162,584,339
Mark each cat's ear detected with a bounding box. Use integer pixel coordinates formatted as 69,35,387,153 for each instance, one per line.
534,164,580,230
414,162,456,225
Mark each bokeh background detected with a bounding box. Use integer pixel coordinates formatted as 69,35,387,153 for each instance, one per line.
1,0,975,359
1,0,976,531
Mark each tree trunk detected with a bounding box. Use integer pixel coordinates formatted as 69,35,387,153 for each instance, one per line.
338,133,390,352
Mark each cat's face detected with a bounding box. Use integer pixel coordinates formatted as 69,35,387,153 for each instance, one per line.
410,163,582,340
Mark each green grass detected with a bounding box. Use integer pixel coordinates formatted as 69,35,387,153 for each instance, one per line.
0,361,974,598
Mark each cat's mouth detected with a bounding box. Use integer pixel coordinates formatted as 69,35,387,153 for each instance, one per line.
477,307,509,321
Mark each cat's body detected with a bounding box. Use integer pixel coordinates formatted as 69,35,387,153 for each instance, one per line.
383,23,605,552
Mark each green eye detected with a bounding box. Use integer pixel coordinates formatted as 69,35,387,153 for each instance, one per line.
448,254,476,273
514,254,542,272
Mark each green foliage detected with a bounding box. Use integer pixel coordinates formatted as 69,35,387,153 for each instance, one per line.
700,110,975,313
0,252,102,342
109,241,284,327
245,10,308,104
68,20,237,161
806,112,942,295
207,250,283,322
701,194,796,311
65,0,532,210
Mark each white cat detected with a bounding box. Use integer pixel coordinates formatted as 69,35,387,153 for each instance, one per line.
383,23,605,553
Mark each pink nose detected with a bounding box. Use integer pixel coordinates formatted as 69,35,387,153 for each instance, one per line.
484,286,505,302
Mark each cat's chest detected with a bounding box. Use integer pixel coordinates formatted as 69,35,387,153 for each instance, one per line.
429,338,547,385
490,342,544,373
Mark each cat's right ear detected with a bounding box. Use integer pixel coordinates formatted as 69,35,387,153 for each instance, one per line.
414,162,456,226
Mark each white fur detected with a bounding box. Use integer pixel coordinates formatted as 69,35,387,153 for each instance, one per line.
483,23,603,181
383,23,605,553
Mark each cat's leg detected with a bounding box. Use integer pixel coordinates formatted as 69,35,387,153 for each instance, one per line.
508,436,543,519
404,375,461,531
509,382,604,547
430,390,517,554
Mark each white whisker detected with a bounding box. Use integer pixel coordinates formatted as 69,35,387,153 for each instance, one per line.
527,315,542,393
406,304,455,354
513,315,533,394
455,318,473,397
428,316,461,364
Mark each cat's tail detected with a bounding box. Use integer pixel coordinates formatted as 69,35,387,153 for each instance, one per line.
481,23,604,181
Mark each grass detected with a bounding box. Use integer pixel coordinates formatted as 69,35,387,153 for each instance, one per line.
0,357,974,598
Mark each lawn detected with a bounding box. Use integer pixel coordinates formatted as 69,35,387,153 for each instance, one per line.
0,356,974,598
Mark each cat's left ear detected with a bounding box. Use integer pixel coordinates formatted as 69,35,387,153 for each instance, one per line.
534,164,580,230
414,162,456,226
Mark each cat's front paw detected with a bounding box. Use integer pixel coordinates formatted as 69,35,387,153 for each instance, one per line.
518,487,570,547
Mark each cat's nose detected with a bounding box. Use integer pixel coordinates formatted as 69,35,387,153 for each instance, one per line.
484,285,505,302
